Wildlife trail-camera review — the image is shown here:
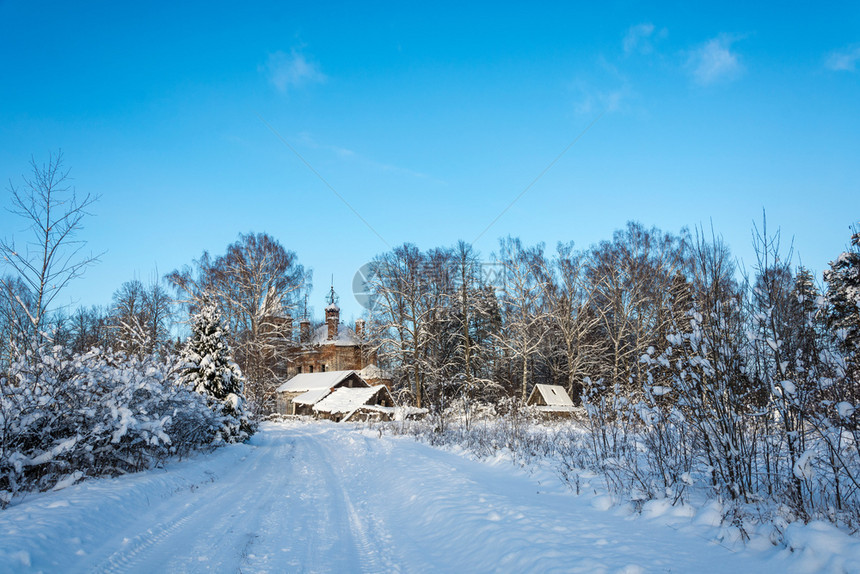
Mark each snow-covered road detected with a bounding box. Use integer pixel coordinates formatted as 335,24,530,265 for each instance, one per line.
0,422,846,573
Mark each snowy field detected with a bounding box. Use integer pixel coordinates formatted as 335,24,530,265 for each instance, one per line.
1,421,859,573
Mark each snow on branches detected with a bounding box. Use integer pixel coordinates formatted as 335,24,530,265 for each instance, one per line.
178,301,253,442
179,302,244,401
0,347,237,507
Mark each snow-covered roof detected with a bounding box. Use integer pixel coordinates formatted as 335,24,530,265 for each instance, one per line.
325,302,340,312
313,385,390,415
310,323,360,346
359,363,392,380
527,384,574,407
276,370,359,393
532,405,576,413
291,388,332,406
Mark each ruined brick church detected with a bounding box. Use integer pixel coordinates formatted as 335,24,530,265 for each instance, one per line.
265,287,389,387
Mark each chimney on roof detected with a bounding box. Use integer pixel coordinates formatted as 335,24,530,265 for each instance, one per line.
300,319,311,343
355,318,365,338
326,304,339,341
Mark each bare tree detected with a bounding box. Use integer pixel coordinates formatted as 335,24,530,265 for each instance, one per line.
67,304,110,355
584,223,687,394
450,241,503,415
167,233,310,412
547,242,602,400
0,151,101,347
495,237,552,401
109,277,174,357
368,244,431,408
0,275,34,370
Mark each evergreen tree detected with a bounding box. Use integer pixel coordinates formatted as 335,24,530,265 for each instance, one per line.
790,266,825,378
794,267,819,316
824,227,860,373
179,301,253,440
180,302,244,399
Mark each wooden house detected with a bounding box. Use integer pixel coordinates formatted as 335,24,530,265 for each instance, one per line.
312,385,396,423
275,370,369,415
526,384,576,417
260,290,394,412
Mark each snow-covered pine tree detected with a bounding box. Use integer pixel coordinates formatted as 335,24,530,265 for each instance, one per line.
823,226,860,375
180,301,243,399
179,301,253,441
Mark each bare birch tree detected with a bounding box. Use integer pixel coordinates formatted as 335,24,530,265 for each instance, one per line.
110,277,173,358
167,233,310,412
367,244,430,407
0,151,101,349
548,242,602,399
495,237,552,401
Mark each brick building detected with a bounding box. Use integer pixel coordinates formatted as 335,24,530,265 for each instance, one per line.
275,290,391,388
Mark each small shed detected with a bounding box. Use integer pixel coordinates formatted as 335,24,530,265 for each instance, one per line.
526,384,576,416
275,370,369,415
313,385,396,423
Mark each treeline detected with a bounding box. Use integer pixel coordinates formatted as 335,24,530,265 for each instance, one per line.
1,237,312,416
368,221,859,411
0,277,173,360
368,220,860,519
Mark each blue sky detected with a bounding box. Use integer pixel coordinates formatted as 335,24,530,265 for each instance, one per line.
1,1,858,323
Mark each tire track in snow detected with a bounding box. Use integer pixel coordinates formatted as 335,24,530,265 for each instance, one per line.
299,429,385,572
309,428,422,573
85,432,297,573
93,510,199,574
163,435,296,572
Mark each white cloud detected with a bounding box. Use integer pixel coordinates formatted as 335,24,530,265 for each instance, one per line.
687,36,744,85
297,133,436,181
826,44,860,71
261,49,326,93
573,82,629,116
624,23,656,55
570,55,633,116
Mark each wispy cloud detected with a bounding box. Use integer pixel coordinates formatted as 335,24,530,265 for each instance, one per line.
826,44,860,72
573,84,629,116
571,56,631,115
623,23,656,55
296,133,440,183
687,36,744,85
261,49,326,93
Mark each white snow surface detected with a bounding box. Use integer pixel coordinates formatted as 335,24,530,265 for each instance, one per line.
312,385,388,415
2,421,859,573
275,370,364,393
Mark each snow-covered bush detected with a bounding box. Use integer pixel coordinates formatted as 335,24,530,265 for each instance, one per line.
0,346,237,508
380,413,564,467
